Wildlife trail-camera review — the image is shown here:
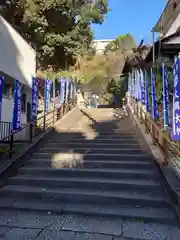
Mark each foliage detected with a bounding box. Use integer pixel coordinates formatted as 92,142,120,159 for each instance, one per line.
36,69,77,81
104,33,135,54
1,0,108,69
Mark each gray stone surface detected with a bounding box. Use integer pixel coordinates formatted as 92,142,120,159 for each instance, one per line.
36,230,112,240
1,211,65,229
0,227,12,238
4,228,40,240
123,220,180,240
62,215,122,236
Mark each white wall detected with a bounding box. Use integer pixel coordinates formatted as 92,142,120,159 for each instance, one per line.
0,16,36,87
165,12,180,37
93,39,115,54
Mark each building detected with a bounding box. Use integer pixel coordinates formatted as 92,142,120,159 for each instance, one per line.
146,0,180,65
93,39,115,54
153,0,180,38
0,16,36,139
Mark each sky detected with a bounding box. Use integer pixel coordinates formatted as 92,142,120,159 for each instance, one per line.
92,0,167,44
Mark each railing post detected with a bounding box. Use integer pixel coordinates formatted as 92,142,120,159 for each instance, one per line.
9,133,14,159
43,114,46,132
140,103,143,123
144,113,148,133
151,124,156,145
162,135,169,165
53,108,55,124
29,122,33,142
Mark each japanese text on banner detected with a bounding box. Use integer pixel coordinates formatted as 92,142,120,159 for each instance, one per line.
162,64,169,127
145,76,150,113
172,59,180,140
12,80,22,130
65,79,69,103
60,77,65,104
140,69,145,104
151,71,159,120
32,77,39,120
44,80,52,113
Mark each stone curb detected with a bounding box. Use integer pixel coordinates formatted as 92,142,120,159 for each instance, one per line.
0,106,79,185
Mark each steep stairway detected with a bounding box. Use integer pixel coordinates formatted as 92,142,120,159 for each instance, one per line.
0,108,178,225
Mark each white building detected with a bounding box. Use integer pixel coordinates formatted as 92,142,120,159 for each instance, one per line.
93,39,115,54
0,16,36,139
153,0,180,38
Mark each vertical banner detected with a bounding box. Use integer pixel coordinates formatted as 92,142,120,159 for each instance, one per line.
73,81,77,100
128,72,132,94
132,69,136,98
53,78,56,108
44,79,52,114
151,69,159,120
145,71,150,113
60,77,66,104
31,77,39,120
136,69,141,101
162,63,169,129
0,76,4,121
140,69,145,104
134,69,138,99
69,80,73,100
65,78,69,103
12,80,22,130
172,58,180,140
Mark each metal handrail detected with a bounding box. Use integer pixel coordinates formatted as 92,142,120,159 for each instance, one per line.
0,98,77,160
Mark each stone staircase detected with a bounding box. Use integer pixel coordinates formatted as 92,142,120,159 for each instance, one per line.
0,108,178,226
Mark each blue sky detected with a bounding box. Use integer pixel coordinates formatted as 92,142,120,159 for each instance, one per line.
92,0,167,44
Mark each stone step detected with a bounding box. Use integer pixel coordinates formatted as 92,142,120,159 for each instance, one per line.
26,159,155,170
71,135,136,140
0,186,170,208
31,153,150,161
18,167,158,180
38,147,144,155
44,142,142,149
8,175,162,193
0,199,175,224
47,139,139,144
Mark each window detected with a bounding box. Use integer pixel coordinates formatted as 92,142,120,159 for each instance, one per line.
3,82,11,98
21,93,26,112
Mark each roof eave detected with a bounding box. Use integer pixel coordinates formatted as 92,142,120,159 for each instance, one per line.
152,1,170,33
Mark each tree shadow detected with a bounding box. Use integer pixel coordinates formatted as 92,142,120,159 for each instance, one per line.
20,108,139,172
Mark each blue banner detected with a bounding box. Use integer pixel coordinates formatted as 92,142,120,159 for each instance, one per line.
65,78,69,103
0,76,4,121
132,70,135,98
172,58,180,140
151,70,159,119
128,73,131,94
136,69,141,101
69,80,73,100
73,81,77,100
31,77,39,120
162,63,169,128
140,69,145,104
60,77,66,104
145,72,150,113
134,69,138,99
44,79,52,113
12,80,22,130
